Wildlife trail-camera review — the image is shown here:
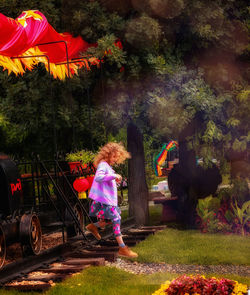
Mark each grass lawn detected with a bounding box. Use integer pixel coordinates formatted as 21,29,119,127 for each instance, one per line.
0,267,174,295
123,204,250,266
0,266,249,295
46,268,250,295
134,227,250,265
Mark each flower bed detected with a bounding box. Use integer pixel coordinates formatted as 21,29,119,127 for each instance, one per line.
196,186,250,235
152,275,248,295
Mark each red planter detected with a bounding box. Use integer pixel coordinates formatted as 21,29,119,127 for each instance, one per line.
68,161,82,173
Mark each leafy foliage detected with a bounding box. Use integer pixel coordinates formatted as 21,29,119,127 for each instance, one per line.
231,200,250,236
196,192,250,235
0,0,60,26
62,1,125,42
0,0,249,183
125,15,162,51
65,149,96,163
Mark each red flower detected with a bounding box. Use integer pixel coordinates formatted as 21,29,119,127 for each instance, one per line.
165,275,236,295
115,40,123,49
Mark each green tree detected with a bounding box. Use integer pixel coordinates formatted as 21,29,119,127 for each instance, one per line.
58,0,249,225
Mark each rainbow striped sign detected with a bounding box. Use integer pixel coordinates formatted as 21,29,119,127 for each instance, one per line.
153,141,178,176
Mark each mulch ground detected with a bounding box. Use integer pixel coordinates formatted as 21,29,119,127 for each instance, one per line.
5,232,63,265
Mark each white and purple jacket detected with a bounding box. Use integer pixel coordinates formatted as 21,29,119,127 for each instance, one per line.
88,161,118,206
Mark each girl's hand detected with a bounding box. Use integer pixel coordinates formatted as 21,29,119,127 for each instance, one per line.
115,174,122,183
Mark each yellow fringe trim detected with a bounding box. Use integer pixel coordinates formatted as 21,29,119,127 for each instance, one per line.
0,47,100,80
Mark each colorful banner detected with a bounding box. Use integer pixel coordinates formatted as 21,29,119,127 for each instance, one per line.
0,10,101,79
153,141,178,176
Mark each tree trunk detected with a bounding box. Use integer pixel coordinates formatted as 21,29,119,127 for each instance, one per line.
127,122,149,225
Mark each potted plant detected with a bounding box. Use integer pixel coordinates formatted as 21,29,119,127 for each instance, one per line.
66,150,96,174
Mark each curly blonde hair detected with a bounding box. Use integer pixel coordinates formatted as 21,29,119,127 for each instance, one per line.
94,142,131,166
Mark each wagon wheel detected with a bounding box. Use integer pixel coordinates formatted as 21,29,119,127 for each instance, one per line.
65,203,84,238
0,225,6,269
20,214,42,256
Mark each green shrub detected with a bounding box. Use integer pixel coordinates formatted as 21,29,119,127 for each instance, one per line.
196,195,221,232
231,200,250,236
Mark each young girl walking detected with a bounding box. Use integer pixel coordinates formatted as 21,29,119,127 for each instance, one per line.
86,142,138,258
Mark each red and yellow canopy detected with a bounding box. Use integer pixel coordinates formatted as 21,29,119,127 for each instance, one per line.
0,10,101,79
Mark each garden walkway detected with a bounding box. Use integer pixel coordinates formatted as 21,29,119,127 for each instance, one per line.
106,259,250,276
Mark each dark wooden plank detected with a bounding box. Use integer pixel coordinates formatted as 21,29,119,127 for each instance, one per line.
127,229,156,235
63,257,105,266
68,251,117,262
140,225,167,230
99,239,137,247
38,265,85,273
5,282,51,292
26,273,67,282
86,246,119,252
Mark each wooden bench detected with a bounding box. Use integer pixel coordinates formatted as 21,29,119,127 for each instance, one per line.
152,196,178,222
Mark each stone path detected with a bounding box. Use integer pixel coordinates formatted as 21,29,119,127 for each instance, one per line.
106,259,250,277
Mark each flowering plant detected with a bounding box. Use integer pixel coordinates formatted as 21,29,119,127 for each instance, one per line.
152,275,248,295
66,150,96,175
65,149,96,164
196,195,250,235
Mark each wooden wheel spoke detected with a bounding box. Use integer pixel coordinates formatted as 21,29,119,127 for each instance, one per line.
0,226,6,268
20,214,42,256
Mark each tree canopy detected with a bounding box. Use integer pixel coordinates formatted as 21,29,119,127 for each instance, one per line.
0,0,249,172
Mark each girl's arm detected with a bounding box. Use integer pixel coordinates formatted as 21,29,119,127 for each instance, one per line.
95,163,117,182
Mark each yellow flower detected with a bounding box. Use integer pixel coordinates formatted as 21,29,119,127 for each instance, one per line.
151,281,171,295
232,281,248,295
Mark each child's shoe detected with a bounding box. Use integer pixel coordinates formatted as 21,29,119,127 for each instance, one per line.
86,223,101,240
118,246,138,258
